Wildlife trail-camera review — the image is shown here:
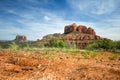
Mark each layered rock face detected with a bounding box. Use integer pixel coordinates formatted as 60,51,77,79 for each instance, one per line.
62,33,101,48
64,23,96,35
63,23,102,48
64,23,77,33
15,35,28,42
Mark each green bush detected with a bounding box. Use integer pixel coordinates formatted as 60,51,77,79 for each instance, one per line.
23,43,31,50
115,41,120,49
0,46,2,50
86,40,116,51
49,38,67,48
0,42,9,49
101,40,116,50
86,42,98,50
9,42,19,50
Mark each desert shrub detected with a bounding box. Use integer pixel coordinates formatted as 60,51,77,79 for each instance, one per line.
101,40,116,50
17,42,34,50
115,41,120,49
86,40,116,51
49,38,67,48
86,42,98,50
23,43,31,50
62,48,79,53
0,42,10,49
82,51,97,58
9,42,19,50
0,46,2,50
108,55,118,60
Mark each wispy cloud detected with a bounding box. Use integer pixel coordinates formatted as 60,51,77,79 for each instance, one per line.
67,0,119,15
44,16,51,21
91,0,116,15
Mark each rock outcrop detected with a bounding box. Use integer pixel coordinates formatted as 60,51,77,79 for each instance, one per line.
64,23,96,35
14,35,28,43
64,23,77,33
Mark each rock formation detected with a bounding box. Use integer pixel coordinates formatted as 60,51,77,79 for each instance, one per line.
64,23,77,33
64,23,96,35
14,35,28,43
38,23,108,48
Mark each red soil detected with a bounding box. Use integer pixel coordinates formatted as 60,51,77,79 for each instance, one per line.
0,50,120,80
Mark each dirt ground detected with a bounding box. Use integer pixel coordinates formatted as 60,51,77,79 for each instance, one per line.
0,50,120,80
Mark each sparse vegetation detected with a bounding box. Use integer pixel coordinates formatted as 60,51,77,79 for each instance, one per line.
0,50,120,80
62,48,79,53
23,43,32,50
9,42,19,50
115,41,120,49
108,54,118,60
86,40,119,52
82,51,97,58
0,46,2,50
86,42,98,50
48,38,67,48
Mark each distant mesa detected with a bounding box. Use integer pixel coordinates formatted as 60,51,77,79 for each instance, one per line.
14,35,28,43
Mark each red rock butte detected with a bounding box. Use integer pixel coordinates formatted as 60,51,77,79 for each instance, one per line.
64,23,96,35
37,23,109,48
15,35,28,42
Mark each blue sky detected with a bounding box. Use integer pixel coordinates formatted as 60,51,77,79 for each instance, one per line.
0,0,120,40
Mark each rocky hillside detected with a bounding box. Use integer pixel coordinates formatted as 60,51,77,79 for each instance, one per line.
37,23,109,48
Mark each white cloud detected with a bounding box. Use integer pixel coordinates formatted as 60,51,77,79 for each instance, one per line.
44,16,51,21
